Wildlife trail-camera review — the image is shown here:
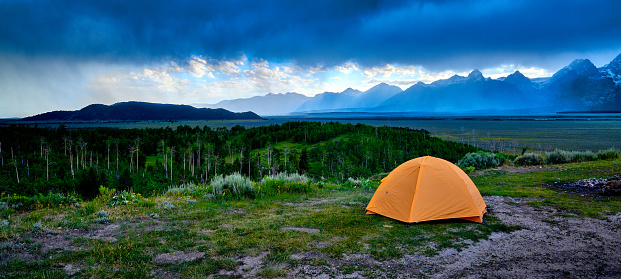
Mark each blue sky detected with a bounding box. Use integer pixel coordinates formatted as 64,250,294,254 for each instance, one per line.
1,0,621,117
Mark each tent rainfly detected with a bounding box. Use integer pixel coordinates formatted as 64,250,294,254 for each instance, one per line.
366,156,487,223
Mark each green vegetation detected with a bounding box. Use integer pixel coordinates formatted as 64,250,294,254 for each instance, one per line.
459,151,501,170
474,159,621,217
1,121,620,277
2,157,619,277
0,174,525,278
0,121,478,198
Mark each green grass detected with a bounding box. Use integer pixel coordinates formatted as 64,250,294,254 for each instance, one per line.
473,159,621,217
1,159,620,277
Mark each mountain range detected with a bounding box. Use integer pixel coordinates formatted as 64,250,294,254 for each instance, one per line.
22,102,261,121
202,52,621,115
194,92,311,116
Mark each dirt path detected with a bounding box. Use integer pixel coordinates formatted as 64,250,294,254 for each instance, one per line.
430,196,621,278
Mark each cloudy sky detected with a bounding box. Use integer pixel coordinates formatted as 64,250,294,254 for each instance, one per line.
1,0,621,117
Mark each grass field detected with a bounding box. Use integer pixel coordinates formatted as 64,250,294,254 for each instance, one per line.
1,159,620,278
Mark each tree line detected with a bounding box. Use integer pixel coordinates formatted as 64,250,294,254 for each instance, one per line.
0,121,479,198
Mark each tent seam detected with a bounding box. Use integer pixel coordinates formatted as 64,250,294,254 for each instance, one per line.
408,156,426,222
425,165,481,217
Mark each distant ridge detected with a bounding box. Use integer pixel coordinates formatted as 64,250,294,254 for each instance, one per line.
22,102,261,121
204,51,621,115
195,92,311,116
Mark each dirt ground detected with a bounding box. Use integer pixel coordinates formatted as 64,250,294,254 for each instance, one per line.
283,195,621,278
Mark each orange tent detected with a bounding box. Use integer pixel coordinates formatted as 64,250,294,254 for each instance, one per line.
366,156,487,223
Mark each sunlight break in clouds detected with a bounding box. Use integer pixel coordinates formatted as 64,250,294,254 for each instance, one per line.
362,64,421,78
481,65,552,79
89,56,557,109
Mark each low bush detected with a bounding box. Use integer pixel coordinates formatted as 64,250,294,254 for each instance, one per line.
210,173,256,200
342,177,375,188
514,153,544,166
569,150,597,163
544,149,597,164
263,172,310,184
261,173,312,195
107,191,142,206
165,183,210,198
597,148,620,160
459,152,500,170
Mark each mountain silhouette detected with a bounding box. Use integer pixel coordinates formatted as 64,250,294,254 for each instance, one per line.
23,102,261,121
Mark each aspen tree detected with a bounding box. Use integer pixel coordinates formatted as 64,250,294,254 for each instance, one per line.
11,147,19,183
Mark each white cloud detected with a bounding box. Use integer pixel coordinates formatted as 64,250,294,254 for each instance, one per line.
215,60,241,75
334,62,360,74
185,55,246,77
243,60,316,91
482,64,551,79
362,64,421,78
187,56,212,77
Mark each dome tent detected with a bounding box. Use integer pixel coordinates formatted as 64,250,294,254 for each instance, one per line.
366,156,487,223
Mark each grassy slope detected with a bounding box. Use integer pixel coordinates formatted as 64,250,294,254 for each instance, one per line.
474,160,621,217
0,160,620,278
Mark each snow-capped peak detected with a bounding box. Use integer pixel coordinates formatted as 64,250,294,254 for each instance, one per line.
600,53,621,86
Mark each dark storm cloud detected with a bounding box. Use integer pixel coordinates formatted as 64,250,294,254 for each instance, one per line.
2,0,620,69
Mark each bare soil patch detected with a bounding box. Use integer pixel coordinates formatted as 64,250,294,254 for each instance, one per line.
151,251,205,265
281,227,320,233
282,197,344,207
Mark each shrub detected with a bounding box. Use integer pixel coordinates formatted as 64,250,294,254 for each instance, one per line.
165,183,210,198
569,150,597,163
598,148,620,160
545,149,569,164
544,149,597,164
514,153,543,166
107,191,141,206
210,173,256,200
31,221,53,235
264,172,310,184
93,217,109,224
260,172,312,195
343,177,375,188
459,152,500,170
159,201,175,210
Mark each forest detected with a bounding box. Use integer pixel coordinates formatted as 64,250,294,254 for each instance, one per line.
0,121,479,198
